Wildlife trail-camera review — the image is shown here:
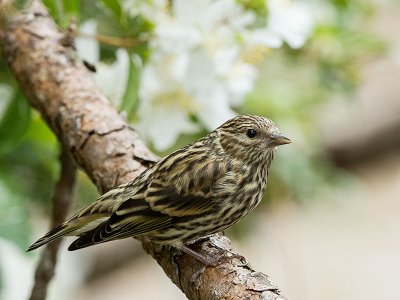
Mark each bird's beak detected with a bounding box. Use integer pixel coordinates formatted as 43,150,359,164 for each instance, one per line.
270,133,292,146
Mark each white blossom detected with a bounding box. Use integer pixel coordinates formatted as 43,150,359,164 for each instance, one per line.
266,0,314,49
122,0,168,22
121,0,317,150
75,20,130,107
129,0,268,149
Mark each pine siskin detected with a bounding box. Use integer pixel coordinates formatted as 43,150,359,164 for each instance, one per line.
28,115,291,264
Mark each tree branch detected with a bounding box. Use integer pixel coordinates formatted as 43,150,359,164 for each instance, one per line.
0,1,286,299
29,146,77,300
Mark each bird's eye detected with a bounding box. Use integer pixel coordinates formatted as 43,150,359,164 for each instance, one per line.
246,129,257,138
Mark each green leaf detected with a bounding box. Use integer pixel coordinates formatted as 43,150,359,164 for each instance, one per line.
0,178,30,250
120,55,141,117
237,0,267,20
23,112,57,146
63,0,80,19
42,0,57,17
42,0,62,24
43,0,80,26
0,91,31,155
101,0,122,19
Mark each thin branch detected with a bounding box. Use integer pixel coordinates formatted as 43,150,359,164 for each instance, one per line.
76,31,147,48
29,146,77,300
1,1,286,299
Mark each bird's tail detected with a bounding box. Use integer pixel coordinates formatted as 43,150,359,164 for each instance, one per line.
27,223,77,252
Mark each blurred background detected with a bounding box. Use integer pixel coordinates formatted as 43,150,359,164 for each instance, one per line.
0,0,400,299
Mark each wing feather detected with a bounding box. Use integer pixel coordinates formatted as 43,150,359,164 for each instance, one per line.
68,153,228,250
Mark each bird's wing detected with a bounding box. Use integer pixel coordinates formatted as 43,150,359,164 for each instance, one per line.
138,150,229,217
68,155,229,250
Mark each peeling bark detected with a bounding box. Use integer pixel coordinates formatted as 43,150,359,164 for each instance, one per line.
0,1,286,299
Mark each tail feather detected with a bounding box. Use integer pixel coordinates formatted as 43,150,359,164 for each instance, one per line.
68,221,111,251
27,224,75,252
68,220,134,251
68,233,98,251
27,214,111,252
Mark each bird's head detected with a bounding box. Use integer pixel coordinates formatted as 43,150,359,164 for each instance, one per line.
216,115,291,164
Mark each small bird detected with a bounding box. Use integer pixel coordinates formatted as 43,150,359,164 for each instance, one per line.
28,115,291,264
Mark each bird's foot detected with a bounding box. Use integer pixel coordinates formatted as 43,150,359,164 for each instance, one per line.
180,245,217,266
179,244,247,286
180,243,247,267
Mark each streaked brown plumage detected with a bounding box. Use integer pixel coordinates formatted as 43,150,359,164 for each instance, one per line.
28,115,291,263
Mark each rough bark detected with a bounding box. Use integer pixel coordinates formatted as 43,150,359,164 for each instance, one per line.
0,1,286,299
29,146,77,300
